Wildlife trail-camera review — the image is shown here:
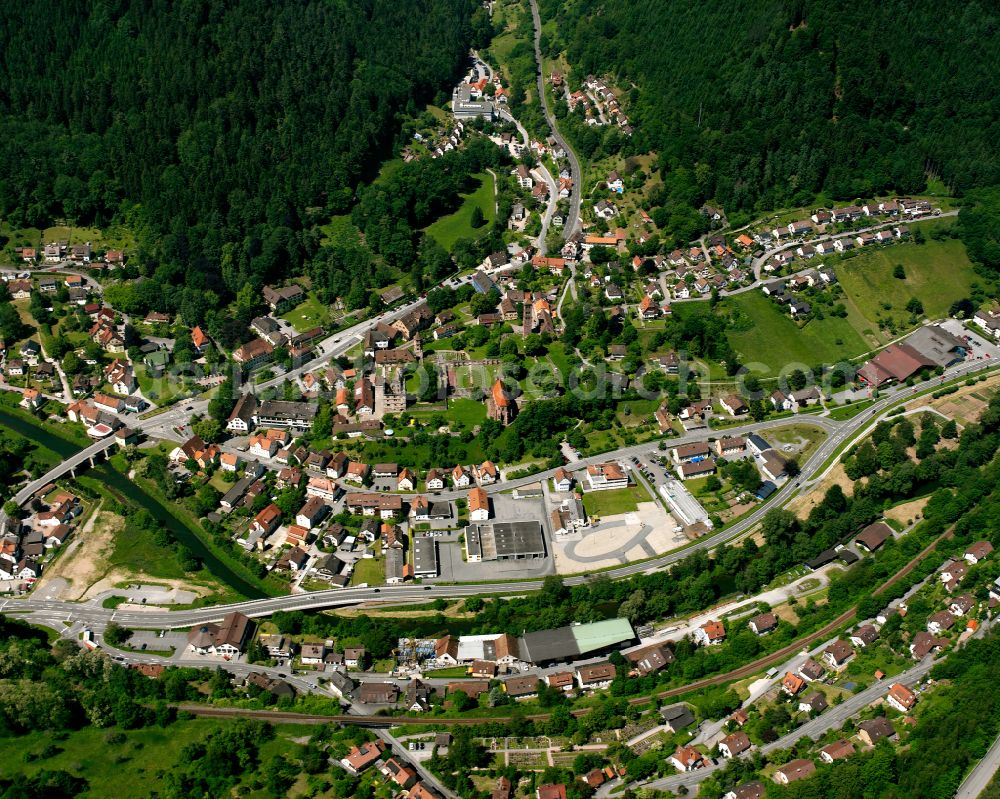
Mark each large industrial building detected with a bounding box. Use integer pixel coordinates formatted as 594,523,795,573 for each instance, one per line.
412,534,439,577
858,325,966,387
518,619,636,666
464,521,546,562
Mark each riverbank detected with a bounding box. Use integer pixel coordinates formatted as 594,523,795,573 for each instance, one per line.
0,409,272,600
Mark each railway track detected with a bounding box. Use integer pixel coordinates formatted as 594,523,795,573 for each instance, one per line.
175,527,950,728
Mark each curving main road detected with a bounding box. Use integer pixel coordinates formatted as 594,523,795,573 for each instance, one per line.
10,358,995,631
528,0,581,238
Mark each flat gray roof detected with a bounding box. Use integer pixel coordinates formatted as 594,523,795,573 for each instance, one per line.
906,325,966,368
413,535,438,576
467,521,545,561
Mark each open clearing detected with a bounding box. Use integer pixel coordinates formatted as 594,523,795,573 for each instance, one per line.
768,423,828,462
787,462,855,519
38,506,214,601
581,485,649,518
725,291,868,373
424,172,496,250
36,505,121,600
836,237,977,323
883,496,930,528
280,292,330,330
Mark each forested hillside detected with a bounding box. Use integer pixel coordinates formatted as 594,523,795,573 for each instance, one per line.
0,0,476,308
541,0,1000,214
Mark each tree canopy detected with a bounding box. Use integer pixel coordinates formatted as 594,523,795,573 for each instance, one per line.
542,0,1000,223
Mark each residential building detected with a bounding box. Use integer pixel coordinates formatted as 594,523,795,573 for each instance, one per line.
820,740,855,764
857,717,895,746
774,760,816,785
965,541,994,564
340,740,386,774
585,461,629,491
886,682,917,713
694,620,726,646
748,612,778,635
185,612,253,656
719,732,751,758
669,746,704,772
575,661,616,690
468,487,490,521
823,640,855,670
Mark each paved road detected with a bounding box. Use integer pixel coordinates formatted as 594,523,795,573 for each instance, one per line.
528,0,581,238
640,658,936,793
10,355,994,631
956,732,1000,799
750,211,958,281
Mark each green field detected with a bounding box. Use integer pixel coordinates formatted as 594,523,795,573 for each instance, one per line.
768,423,828,461
446,397,488,429
350,556,386,586
280,292,330,331
0,221,135,264
725,291,868,373
836,238,978,322
424,172,496,250
581,485,649,518
0,719,307,799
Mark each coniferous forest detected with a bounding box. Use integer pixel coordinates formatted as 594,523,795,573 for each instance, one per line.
0,0,478,312
542,0,1000,214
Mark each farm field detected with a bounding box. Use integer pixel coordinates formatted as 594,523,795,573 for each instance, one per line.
424,172,496,250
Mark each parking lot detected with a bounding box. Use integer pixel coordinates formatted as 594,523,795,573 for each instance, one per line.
118,629,188,655
370,477,398,492
434,539,555,582
490,491,550,523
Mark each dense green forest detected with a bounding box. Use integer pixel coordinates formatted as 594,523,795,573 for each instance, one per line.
0,0,477,314
541,0,1000,218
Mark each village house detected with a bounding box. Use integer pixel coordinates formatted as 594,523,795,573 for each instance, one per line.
782,672,806,696
340,740,386,774
468,487,490,521
669,746,705,772
850,624,880,648
965,541,994,564
720,394,748,416
823,640,855,671
820,740,855,764
857,717,895,746
886,682,917,713
251,504,282,537
694,620,726,646
575,661,616,691
719,731,751,758
773,760,816,785
799,691,828,714
747,612,778,635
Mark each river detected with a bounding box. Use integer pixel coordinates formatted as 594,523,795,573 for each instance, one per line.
0,409,265,599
